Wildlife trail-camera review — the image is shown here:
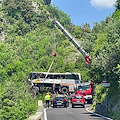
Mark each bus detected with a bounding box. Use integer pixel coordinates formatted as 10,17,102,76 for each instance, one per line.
28,72,81,94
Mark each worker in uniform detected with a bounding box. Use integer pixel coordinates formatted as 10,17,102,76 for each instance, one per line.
45,93,50,108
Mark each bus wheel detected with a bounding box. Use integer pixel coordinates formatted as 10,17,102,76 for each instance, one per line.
61,87,68,93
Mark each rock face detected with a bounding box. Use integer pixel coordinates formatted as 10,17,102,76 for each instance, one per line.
95,95,120,119
43,0,51,5
32,1,40,13
0,31,5,41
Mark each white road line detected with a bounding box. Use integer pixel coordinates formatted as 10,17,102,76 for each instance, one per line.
44,108,47,120
86,107,113,120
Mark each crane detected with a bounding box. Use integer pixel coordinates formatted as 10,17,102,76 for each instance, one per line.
51,19,92,64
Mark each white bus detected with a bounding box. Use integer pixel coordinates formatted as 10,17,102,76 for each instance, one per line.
29,72,81,93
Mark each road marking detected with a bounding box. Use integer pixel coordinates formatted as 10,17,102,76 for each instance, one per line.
86,107,113,120
44,108,47,120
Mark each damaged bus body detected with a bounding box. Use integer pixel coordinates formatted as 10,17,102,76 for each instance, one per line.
28,72,81,94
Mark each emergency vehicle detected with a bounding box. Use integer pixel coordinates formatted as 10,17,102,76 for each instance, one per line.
76,81,95,103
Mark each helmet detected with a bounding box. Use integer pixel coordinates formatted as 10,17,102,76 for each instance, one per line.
47,93,49,95
66,93,68,95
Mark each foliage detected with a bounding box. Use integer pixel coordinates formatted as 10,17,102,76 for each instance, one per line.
36,92,46,103
0,0,89,119
92,84,106,110
0,81,38,120
46,5,71,27
84,3,120,118
93,84,106,103
1,0,120,119
115,0,120,10
112,10,120,20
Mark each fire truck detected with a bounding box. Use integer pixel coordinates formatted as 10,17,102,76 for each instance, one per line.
75,81,95,103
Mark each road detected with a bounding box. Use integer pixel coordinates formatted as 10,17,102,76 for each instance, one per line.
46,104,107,120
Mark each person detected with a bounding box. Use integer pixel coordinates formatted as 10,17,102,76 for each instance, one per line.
45,93,50,108
65,93,69,100
50,93,53,105
53,84,56,91
56,92,59,96
70,93,73,102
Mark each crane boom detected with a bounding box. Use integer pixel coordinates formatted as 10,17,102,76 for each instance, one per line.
51,19,92,64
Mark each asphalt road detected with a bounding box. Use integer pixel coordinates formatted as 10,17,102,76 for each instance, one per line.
46,104,107,120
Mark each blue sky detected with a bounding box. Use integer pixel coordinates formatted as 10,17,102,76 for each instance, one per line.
52,0,116,28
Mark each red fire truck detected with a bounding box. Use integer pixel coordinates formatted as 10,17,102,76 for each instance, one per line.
75,81,95,103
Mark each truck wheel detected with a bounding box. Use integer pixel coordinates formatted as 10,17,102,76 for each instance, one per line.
61,87,68,93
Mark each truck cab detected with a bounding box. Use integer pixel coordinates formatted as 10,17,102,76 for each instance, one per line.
75,81,94,103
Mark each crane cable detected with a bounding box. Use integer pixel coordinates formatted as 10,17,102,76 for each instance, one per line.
52,27,56,54
45,28,56,78
46,58,55,75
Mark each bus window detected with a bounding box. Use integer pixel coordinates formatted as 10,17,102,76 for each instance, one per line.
29,72,80,80
53,75,60,79
65,74,79,79
40,74,45,78
33,73,37,79
75,80,80,84
29,73,32,79
60,75,65,79
46,75,53,79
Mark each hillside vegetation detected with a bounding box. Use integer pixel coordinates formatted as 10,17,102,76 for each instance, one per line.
0,0,120,119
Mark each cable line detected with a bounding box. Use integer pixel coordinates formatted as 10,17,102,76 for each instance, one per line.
45,28,57,78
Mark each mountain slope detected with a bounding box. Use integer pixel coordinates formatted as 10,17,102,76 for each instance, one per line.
0,0,91,119
0,0,120,119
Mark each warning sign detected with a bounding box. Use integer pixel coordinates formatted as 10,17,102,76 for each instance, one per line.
102,81,110,87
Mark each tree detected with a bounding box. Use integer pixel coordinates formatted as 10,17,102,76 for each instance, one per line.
0,81,37,120
115,0,120,10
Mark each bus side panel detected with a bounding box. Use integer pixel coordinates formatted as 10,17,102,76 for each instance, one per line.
69,85,75,92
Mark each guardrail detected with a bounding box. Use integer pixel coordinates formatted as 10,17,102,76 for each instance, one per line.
28,100,44,120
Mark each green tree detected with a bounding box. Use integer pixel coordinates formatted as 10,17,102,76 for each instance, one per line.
115,0,120,10
0,81,37,120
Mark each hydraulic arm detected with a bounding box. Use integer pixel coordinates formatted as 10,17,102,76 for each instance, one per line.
51,19,92,64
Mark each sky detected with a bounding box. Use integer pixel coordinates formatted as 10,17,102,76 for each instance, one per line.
52,0,117,28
